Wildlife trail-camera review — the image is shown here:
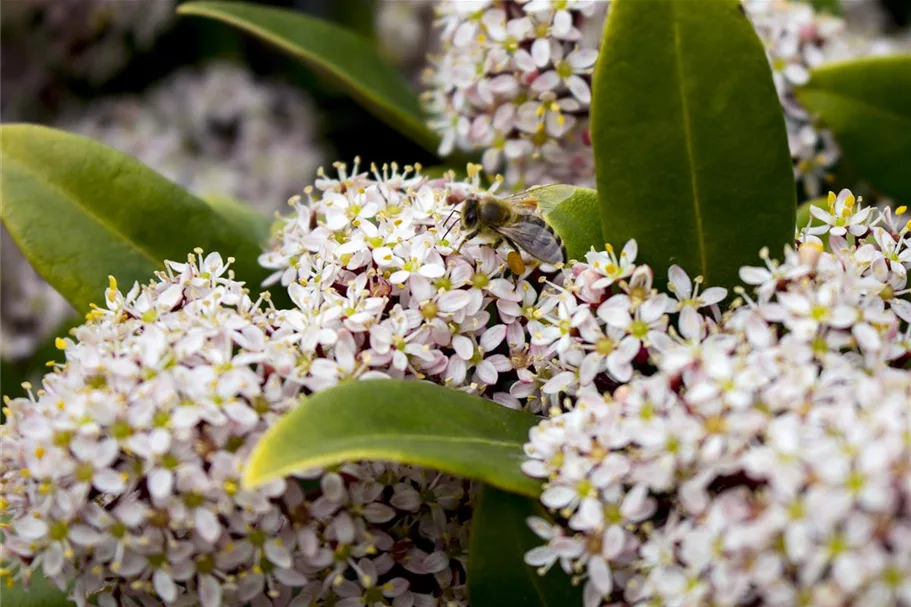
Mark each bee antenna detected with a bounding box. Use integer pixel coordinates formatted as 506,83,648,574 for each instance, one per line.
440,206,459,241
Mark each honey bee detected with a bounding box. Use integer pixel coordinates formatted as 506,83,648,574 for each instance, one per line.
449,190,565,266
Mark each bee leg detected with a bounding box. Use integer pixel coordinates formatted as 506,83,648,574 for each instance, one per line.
454,230,480,254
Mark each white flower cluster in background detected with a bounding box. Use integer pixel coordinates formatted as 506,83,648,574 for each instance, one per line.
1,62,328,364
0,0,176,120
424,0,906,194
523,191,911,606
423,0,606,189
376,0,438,83
60,62,327,216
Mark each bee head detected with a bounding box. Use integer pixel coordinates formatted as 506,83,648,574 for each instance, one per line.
461,197,480,229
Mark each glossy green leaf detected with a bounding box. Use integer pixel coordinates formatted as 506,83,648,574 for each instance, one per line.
532,184,603,262
201,194,271,247
0,124,270,313
178,1,437,152
243,379,541,497
796,55,911,203
592,0,796,290
467,486,581,607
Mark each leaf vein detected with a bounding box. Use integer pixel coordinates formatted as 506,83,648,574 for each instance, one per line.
672,10,708,279
1,153,161,267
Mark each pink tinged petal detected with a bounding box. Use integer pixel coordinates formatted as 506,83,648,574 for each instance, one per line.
199,574,222,607
531,70,560,93
363,503,396,523
514,49,537,72
603,525,626,560
452,335,474,360
334,512,356,544
389,270,411,284
93,469,126,494
481,325,507,352
264,539,293,569
738,266,771,284
541,485,575,509
70,524,103,546
196,508,221,544
668,265,692,299
321,472,346,503
524,546,556,567
527,516,554,540
621,485,656,521
14,516,48,540
640,295,669,323
487,354,512,372
579,352,603,385
853,323,881,351
476,360,499,385
597,297,632,327
445,356,467,385
423,551,450,573
891,298,911,322
419,263,446,279
522,460,549,478
438,290,472,312
44,543,65,576
553,9,573,36
225,402,258,426
542,371,575,394
531,38,551,68
567,75,591,104
153,570,178,603
700,287,727,306
588,556,613,596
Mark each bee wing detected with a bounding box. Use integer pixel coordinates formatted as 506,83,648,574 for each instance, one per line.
495,218,564,265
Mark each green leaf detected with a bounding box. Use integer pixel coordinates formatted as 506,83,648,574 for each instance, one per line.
0,572,75,607
201,194,271,247
591,0,796,290
799,0,842,15
178,1,438,152
467,486,581,607
0,124,270,313
243,379,541,497
796,55,911,203
532,185,603,262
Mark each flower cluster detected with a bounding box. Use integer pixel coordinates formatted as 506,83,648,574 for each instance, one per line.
0,0,176,120
423,0,606,189
0,249,476,606
59,62,327,216
2,161,579,606
423,0,902,193
522,191,911,606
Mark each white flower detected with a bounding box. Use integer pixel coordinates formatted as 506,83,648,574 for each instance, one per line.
521,190,911,606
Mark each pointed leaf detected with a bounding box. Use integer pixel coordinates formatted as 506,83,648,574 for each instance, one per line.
0,124,270,313
592,0,796,289
243,379,541,497
468,486,582,607
178,1,438,152
531,184,603,261
796,55,911,202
